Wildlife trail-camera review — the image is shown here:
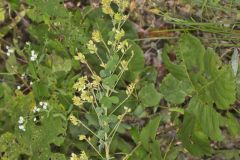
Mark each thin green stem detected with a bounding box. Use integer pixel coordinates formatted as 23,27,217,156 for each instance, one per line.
109,95,130,115
86,139,104,159
78,120,100,139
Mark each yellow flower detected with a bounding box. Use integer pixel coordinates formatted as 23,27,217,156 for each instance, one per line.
79,135,86,141
124,106,131,112
74,52,86,63
72,96,83,106
70,153,79,160
79,151,88,160
114,13,122,23
102,0,114,16
91,74,101,88
70,152,88,160
126,81,136,96
81,91,93,103
120,60,128,71
87,40,97,54
115,29,125,41
69,115,79,126
92,30,101,43
73,76,87,91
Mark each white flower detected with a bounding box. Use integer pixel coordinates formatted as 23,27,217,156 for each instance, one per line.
33,106,37,113
26,41,31,45
39,101,43,106
21,73,25,79
18,116,24,124
30,50,38,61
17,86,21,90
30,81,33,85
43,104,47,110
33,118,37,122
19,125,26,131
36,108,40,112
6,46,14,57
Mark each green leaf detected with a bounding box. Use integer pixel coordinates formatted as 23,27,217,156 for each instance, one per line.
160,74,193,104
32,81,49,99
226,112,240,136
102,74,118,89
0,103,67,160
139,83,162,107
162,34,236,155
179,110,212,156
140,116,161,150
163,34,236,109
124,40,145,81
52,55,72,73
188,97,223,141
106,54,119,72
231,48,239,76
26,0,69,23
200,49,236,109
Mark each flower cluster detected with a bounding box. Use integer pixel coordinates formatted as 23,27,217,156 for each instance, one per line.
126,79,138,96
30,50,38,61
33,101,48,113
87,40,97,54
69,115,79,126
72,74,101,107
74,52,86,63
70,151,88,160
18,116,26,131
5,46,14,57
92,30,102,43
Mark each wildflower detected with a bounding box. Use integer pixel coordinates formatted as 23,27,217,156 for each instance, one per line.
17,86,21,90
30,81,33,85
33,106,38,113
120,60,128,71
79,151,88,160
74,52,86,63
102,0,114,16
30,50,38,61
6,46,14,56
117,40,129,52
114,13,122,23
115,29,125,41
26,41,31,46
117,115,123,120
86,40,97,54
39,101,43,106
72,96,83,106
33,118,37,122
70,153,79,160
21,73,25,79
73,76,87,91
18,116,24,124
69,115,79,126
81,91,93,103
43,102,48,109
43,104,47,110
79,135,86,141
91,74,101,88
124,106,131,112
107,40,112,45
19,125,26,131
92,30,101,43
126,82,136,96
